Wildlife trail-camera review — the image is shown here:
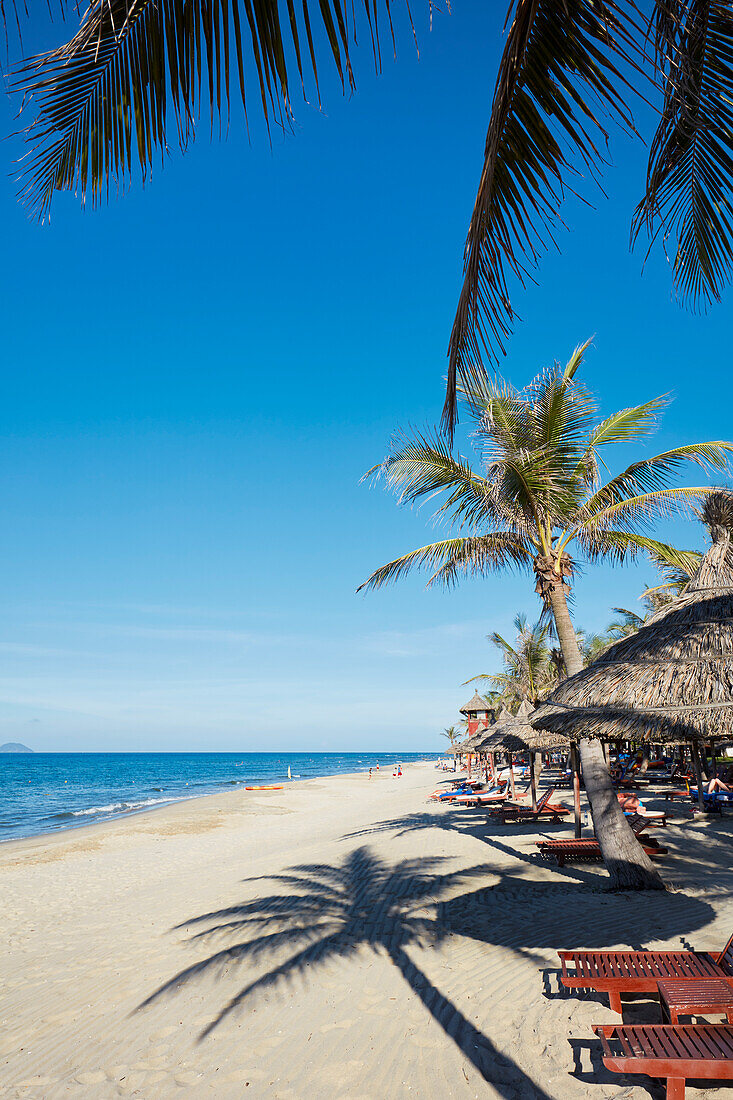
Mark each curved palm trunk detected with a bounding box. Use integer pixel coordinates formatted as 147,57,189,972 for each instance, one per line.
547,583,665,891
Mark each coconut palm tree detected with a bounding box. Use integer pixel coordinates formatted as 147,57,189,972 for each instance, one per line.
358,340,733,888
8,3,733,409
465,613,557,707
440,724,461,747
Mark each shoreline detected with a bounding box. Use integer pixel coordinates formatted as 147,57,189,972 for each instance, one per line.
0,758,439,857
0,753,441,847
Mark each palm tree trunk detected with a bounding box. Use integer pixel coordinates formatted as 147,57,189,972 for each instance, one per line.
547,582,665,890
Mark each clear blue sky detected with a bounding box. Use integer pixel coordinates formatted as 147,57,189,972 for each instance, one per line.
0,4,730,751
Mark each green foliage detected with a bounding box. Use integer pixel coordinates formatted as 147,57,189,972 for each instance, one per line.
6,2,733,405
446,0,733,431
360,340,732,597
11,0,405,221
464,613,559,707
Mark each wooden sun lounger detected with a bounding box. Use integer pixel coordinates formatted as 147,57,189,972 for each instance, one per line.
490,785,569,823
536,813,667,864
594,1023,733,1099
452,783,530,807
536,838,666,865
559,934,733,1014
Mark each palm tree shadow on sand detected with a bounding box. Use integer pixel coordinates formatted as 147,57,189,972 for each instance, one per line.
139,846,714,1097
139,848,557,1095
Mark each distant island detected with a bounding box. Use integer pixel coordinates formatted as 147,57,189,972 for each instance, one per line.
0,742,33,753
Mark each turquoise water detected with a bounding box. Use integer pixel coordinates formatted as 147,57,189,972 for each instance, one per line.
0,752,439,842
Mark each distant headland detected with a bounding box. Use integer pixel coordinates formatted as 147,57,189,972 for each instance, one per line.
0,742,33,753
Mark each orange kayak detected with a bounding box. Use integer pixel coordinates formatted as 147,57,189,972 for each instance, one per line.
245,784,284,791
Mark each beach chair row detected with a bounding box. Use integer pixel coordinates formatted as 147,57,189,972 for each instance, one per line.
557,931,733,1098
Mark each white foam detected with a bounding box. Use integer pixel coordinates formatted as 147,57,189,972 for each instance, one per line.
69,796,185,817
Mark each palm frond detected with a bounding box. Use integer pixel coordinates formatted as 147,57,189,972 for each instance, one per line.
584,394,670,450
426,532,535,588
577,526,704,565
443,0,642,434
356,533,533,592
366,429,494,529
632,0,733,307
14,0,405,220
639,537,703,579
576,442,733,525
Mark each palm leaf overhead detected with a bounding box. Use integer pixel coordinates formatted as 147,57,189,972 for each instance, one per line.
631,0,733,307
13,0,404,220
9,1,733,379
443,0,642,433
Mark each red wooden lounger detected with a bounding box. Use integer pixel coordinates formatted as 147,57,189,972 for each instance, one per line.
594,1023,733,1100
452,783,530,807
536,814,666,865
490,784,569,823
559,934,733,1013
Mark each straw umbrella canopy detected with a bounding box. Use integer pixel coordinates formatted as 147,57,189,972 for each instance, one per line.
474,701,567,754
533,492,733,811
476,701,575,820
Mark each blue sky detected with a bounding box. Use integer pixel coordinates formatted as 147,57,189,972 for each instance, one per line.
0,4,730,751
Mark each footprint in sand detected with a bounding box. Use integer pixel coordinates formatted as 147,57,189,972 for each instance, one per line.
173,1070,202,1085
153,1026,179,1039
74,1071,105,1085
319,1019,356,1033
118,1071,147,1093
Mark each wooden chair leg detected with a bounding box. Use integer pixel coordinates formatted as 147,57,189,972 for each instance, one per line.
666,1078,685,1100
609,992,622,1014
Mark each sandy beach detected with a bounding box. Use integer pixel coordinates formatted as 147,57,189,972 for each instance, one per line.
2,762,732,1099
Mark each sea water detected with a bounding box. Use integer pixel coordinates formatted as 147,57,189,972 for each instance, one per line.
0,752,439,842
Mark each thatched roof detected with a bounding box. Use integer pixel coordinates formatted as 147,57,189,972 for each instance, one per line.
475,701,568,753
459,690,493,716
452,723,492,754
533,492,733,744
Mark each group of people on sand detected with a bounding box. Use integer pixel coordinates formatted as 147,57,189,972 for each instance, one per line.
367,762,402,779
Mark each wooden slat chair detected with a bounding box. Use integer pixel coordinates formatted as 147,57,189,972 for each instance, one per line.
452,782,530,807
559,933,733,1014
536,814,666,865
490,784,569,823
594,1023,733,1100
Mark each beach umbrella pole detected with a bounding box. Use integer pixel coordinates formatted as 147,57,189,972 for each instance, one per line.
509,754,516,800
529,750,537,812
690,742,707,813
570,743,582,838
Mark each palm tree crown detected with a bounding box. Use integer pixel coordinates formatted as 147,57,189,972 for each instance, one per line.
465,613,558,707
359,340,732,602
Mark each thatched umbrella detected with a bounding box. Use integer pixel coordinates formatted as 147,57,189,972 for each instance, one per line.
472,706,522,798
533,492,733,814
476,701,577,821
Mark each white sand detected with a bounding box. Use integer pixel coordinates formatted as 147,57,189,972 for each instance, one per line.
2,763,732,1099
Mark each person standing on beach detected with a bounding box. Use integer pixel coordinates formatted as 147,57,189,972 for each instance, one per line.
369,768,372,780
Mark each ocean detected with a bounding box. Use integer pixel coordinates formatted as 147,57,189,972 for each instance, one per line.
0,752,440,842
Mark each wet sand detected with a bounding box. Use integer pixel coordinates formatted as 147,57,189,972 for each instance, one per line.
2,762,732,1099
